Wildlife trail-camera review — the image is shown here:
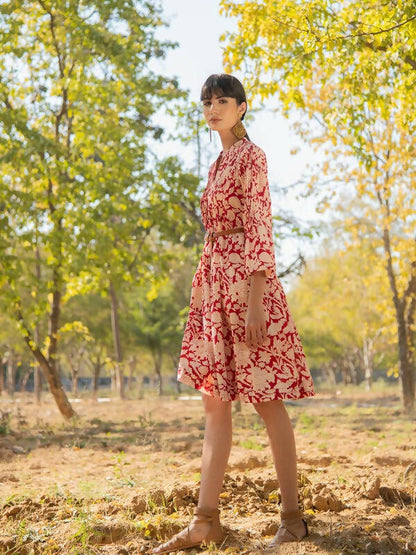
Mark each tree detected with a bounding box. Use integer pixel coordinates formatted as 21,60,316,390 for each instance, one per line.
130,254,194,394
221,0,416,411
0,0,180,418
288,237,396,388
59,321,92,396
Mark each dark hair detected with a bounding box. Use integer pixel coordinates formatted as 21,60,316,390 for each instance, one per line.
200,73,248,121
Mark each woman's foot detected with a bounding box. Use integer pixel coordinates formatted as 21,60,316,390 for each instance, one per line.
267,509,308,549
151,506,224,554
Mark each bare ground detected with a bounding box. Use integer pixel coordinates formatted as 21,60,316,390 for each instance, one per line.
0,388,415,554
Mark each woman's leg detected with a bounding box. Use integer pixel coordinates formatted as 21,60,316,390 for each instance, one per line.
152,394,231,553
187,394,232,540
198,393,233,508
253,399,306,539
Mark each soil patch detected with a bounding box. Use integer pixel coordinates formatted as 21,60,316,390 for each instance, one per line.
0,391,415,554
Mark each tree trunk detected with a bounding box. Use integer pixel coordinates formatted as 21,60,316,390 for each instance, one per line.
34,351,75,418
382,225,415,412
17,316,76,419
6,352,14,397
71,364,78,396
109,281,124,399
397,312,415,412
34,324,42,403
154,349,163,395
324,362,337,385
363,336,374,391
110,363,117,392
19,368,31,392
127,356,136,391
34,366,42,403
0,358,4,395
92,355,102,398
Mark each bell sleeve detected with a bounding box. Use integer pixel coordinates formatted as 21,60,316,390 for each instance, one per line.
239,145,276,278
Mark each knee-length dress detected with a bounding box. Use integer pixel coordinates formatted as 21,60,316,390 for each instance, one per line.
177,138,315,403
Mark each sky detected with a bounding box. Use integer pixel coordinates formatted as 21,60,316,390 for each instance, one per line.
154,0,322,261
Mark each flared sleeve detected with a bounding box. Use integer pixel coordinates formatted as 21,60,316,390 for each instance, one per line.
238,144,276,278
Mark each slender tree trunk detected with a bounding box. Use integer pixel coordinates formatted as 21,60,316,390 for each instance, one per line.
34,366,42,402
40,357,75,418
109,281,125,399
382,224,415,412
6,352,14,398
44,363,75,418
170,354,182,395
0,358,4,395
16,311,76,419
397,311,415,412
19,368,31,392
154,349,163,395
127,355,136,391
363,337,373,391
70,362,78,396
92,355,102,398
34,242,42,403
110,363,117,392
324,362,337,385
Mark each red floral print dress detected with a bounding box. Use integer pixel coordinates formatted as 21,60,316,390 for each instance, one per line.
177,138,315,403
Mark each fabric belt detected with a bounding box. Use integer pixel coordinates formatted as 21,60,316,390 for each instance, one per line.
205,227,245,243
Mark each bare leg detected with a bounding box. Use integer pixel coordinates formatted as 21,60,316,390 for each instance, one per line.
191,394,232,537
152,394,231,553
253,399,306,539
198,393,232,506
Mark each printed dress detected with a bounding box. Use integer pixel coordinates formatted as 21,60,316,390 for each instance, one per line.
178,138,315,403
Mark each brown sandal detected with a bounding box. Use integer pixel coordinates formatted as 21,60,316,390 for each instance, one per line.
267,509,308,549
151,506,225,554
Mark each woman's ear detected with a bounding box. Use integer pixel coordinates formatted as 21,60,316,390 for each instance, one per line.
239,101,247,119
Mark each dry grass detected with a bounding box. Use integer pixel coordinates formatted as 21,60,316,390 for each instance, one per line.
0,387,415,554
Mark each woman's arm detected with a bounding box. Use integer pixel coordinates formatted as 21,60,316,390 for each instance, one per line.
245,270,268,348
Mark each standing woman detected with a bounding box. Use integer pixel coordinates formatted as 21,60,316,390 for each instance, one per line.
152,74,315,554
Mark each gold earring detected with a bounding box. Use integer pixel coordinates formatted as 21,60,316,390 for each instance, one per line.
231,118,246,139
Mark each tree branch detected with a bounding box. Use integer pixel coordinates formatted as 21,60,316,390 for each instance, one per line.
273,14,416,70
362,41,416,71
14,302,47,368
273,14,416,41
38,0,65,77
47,272,62,364
404,259,416,301
338,15,416,41
277,253,305,279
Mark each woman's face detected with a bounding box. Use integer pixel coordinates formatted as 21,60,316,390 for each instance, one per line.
202,93,246,133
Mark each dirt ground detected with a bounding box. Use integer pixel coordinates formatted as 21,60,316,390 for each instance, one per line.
0,387,415,554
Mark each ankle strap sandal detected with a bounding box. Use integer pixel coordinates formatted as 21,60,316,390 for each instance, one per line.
151,506,225,554
267,508,308,549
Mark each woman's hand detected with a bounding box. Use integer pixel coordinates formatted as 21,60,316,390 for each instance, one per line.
245,271,268,348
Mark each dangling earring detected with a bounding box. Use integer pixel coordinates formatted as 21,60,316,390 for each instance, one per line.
209,128,212,142
231,118,246,140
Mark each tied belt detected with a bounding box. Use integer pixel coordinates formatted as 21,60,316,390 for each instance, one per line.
205,227,245,243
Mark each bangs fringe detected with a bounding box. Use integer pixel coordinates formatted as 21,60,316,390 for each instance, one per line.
200,74,239,101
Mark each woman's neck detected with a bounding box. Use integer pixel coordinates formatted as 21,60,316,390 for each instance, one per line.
218,130,241,151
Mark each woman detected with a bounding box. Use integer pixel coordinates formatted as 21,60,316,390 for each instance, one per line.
152,74,315,554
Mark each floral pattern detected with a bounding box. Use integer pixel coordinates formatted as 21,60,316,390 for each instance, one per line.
177,138,315,403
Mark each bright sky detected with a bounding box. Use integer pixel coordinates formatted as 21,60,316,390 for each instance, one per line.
155,0,321,261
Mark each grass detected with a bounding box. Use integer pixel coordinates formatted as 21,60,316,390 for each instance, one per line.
0,410,11,435
239,438,264,450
